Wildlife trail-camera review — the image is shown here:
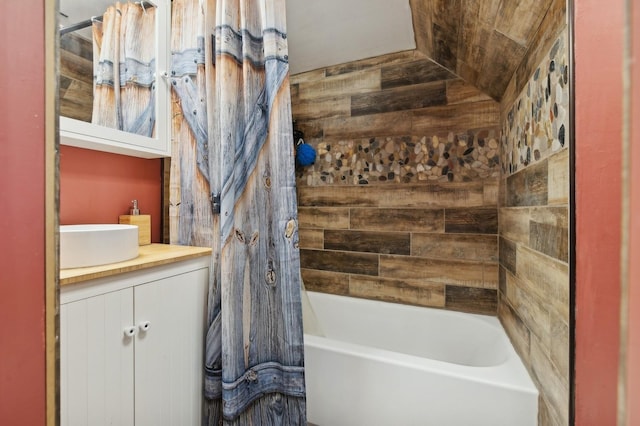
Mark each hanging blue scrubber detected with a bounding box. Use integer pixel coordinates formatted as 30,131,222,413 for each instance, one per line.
296,142,316,167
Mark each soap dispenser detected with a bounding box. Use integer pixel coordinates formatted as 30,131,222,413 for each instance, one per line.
119,199,151,245
130,199,140,215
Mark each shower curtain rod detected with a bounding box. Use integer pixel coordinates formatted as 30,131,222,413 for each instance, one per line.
59,17,102,36
59,1,155,36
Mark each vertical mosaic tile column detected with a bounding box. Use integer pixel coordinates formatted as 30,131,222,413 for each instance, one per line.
501,34,570,176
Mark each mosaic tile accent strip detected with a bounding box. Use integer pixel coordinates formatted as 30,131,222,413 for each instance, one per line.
298,130,501,186
501,32,569,177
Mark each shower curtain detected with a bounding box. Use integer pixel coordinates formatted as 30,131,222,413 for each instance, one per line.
92,2,156,136
170,0,306,424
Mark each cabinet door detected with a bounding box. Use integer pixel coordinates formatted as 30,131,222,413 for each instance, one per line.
133,268,208,426
61,288,135,426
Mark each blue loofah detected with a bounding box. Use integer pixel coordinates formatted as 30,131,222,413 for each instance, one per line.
296,143,316,167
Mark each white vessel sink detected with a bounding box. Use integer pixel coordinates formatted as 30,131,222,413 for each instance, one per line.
60,224,139,269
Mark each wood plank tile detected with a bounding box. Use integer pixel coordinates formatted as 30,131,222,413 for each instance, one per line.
350,208,444,232
324,230,410,255
412,233,497,262
499,207,531,245
59,75,72,94
298,185,377,207
498,299,531,364
298,69,380,100
499,237,517,274
529,206,569,263
322,110,412,139
380,255,484,287
431,0,461,36
483,180,500,206
499,265,507,296
60,48,93,85
445,207,498,234
290,68,326,85
431,22,459,71
548,148,569,205
446,79,494,105
508,277,551,346
506,159,549,206
298,183,485,208
516,245,569,320
498,175,507,208
445,285,497,315
502,265,519,305
351,81,447,116
457,0,501,67
301,268,348,295
456,23,490,77
60,80,94,122
298,229,323,250
290,83,300,103
349,276,445,308
325,50,419,77
300,249,379,276
483,263,499,289
411,101,500,135
380,59,454,90
382,183,485,208
431,0,461,70
500,75,518,116
550,311,570,383
513,2,566,97
297,207,350,229
476,30,528,100
293,120,324,141
409,0,433,56
495,0,554,46
292,96,351,121
530,335,570,426
455,60,482,92
60,33,93,61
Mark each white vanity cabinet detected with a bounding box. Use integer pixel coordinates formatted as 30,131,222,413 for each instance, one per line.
61,255,209,426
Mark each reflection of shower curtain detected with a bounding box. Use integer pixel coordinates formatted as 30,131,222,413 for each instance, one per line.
92,2,156,136
170,0,306,424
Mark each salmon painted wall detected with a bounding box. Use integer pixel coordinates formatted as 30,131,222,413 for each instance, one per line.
574,0,623,424
0,0,47,424
625,0,640,422
60,146,163,243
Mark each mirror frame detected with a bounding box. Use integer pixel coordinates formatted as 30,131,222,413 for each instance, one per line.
60,0,171,159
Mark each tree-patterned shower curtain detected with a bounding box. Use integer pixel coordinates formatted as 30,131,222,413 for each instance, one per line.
169,0,306,424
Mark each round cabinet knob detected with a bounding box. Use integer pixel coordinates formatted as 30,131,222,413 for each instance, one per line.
123,326,137,337
138,321,151,332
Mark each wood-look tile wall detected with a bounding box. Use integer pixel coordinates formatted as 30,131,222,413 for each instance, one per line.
59,33,93,123
498,29,570,426
292,53,501,315
409,0,564,102
298,182,499,315
292,51,501,187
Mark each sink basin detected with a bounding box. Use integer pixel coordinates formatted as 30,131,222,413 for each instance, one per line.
60,224,139,269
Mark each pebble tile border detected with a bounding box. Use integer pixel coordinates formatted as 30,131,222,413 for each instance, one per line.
298,130,501,186
501,32,569,177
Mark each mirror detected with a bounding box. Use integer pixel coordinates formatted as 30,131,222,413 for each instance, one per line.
58,0,170,158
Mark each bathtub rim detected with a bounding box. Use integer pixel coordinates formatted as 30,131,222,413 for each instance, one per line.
303,291,538,397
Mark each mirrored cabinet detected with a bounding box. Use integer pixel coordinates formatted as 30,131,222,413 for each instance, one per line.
59,0,171,158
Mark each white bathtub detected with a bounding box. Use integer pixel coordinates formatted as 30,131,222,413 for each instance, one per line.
302,291,538,426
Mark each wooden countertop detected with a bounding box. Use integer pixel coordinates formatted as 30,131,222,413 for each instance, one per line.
60,243,212,286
